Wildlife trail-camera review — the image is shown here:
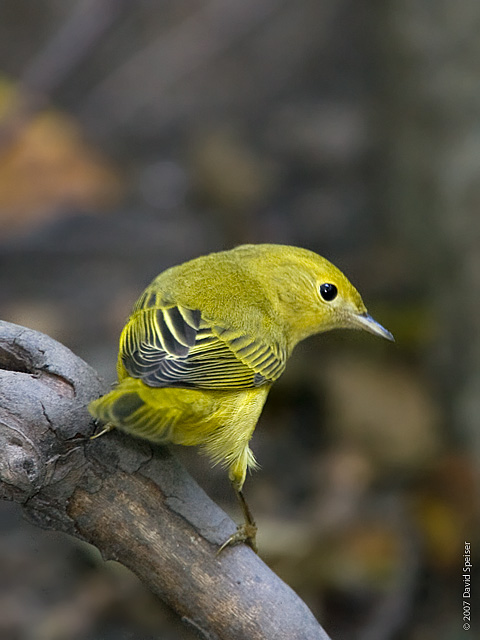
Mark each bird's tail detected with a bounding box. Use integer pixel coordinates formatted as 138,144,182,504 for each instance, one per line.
88,379,177,444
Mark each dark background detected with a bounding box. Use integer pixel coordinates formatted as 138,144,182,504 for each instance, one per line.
0,2,478,639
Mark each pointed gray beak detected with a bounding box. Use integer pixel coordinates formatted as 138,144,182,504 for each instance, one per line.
354,312,394,341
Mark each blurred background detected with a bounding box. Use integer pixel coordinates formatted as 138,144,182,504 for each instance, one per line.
0,1,478,639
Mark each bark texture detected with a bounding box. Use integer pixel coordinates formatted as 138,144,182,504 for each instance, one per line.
0,320,330,640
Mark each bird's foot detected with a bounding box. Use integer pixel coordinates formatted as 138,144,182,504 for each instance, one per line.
90,422,114,440
217,522,258,555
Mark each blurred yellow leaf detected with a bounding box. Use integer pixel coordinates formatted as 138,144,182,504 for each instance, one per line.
412,454,478,570
0,77,123,236
323,355,441,471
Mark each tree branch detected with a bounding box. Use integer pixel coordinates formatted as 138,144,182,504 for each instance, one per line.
0,320,331,640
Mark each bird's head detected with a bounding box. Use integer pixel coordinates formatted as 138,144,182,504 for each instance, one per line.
247,245,394,347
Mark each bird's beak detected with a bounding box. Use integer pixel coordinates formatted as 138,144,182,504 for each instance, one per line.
353,312,394,341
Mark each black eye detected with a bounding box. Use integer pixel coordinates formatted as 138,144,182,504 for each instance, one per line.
319,283,338,301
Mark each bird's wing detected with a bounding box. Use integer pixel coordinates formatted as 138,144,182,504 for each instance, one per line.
119,304,286,389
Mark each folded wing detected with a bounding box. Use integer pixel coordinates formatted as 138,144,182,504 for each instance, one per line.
120,304,285,390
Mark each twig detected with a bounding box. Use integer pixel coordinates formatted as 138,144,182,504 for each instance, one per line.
20,0,124,96
0,0,124,152
0,320,331,640
80,0,286,125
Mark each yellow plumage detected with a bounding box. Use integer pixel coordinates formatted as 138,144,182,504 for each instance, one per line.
89,244,393,551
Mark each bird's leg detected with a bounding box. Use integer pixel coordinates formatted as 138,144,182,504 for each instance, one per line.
235,487,258,552
217,484,258,554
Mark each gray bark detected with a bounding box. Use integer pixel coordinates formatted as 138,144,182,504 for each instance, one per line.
0,320,330,640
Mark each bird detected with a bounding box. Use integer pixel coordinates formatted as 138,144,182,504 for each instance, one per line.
89,244,393,552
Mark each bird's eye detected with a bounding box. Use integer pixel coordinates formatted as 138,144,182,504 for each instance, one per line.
319,283,338,301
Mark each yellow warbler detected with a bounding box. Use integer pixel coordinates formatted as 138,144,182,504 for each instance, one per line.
89,244,393,552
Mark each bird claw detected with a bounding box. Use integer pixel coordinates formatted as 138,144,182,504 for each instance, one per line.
90,422,114,440
217,523,258,555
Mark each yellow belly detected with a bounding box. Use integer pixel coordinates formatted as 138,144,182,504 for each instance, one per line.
88,378,271,490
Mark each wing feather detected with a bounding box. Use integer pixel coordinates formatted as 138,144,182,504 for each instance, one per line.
119,303,286,390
